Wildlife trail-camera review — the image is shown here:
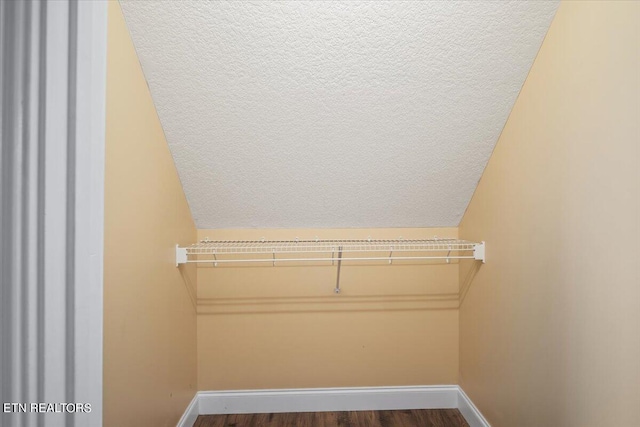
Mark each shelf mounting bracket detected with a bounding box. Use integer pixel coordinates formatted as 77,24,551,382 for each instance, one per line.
473,241,486,263
176,245,188,267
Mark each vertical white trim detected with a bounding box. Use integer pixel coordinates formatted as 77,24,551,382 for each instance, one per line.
42,4,70,419
72,1,107,426
0,1,107,426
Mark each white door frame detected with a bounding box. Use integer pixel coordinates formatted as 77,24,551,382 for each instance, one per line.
0,1,107,426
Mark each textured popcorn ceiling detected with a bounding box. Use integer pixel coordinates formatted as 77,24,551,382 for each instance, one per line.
120,1,558,229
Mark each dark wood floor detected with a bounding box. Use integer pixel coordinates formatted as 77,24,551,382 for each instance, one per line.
194,409,469,427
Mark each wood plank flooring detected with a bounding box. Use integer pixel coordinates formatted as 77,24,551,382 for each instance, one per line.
194,409,470,427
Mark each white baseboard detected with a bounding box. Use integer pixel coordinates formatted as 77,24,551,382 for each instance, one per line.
177,385,490,427
176,393,199,427
198,385,458,415
458,387,491,427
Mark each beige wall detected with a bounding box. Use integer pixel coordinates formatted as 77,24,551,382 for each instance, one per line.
197,228,460,390
104,2,198,426
459,2,640,427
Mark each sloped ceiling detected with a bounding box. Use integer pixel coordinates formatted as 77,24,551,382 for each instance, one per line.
120,1,558,229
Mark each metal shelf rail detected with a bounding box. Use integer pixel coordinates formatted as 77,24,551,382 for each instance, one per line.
176,238,485,294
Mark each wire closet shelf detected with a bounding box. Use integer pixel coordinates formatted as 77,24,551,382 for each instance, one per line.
175,238,485,267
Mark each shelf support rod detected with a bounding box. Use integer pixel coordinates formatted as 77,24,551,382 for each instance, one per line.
334,246,343,294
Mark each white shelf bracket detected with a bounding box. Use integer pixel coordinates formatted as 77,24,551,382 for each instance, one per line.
176,245,188,267
473,241,486,263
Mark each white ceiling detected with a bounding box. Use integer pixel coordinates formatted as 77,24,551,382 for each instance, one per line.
120,1,558,229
